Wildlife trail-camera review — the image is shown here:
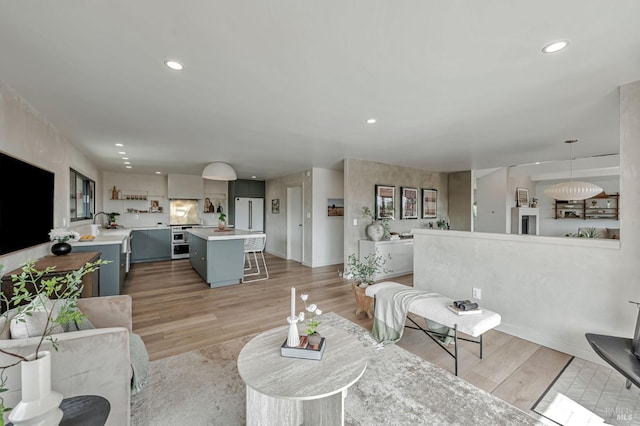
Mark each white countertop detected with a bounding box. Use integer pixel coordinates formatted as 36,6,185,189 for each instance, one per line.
189,228,265,241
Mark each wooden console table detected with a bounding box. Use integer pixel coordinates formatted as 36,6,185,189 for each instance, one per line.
1,252,101,312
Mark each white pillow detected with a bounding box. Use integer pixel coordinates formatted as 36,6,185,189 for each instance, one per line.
10,295,64,339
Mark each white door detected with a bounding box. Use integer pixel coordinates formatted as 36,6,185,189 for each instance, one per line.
287,186,303,262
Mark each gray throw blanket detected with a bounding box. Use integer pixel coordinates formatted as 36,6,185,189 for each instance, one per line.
371,287,439,345
129,332,150,395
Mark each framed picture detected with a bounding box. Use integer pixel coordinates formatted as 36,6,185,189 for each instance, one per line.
516,187,529,207
272,199,280,214
204,193,226,213
327,198,344,216
400,187,418,219
375,185,395,220
422,189,437,219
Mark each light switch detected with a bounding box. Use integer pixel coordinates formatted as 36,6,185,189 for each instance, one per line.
306,212,311,219
353,218,358,226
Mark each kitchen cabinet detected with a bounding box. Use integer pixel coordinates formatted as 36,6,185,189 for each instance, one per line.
168,173,204,199
228,180,265,198
189,233,208,280
130,229,171,263
1,252,100,313
72,243,125,296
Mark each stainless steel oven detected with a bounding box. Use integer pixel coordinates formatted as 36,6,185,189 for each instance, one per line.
171,225,198,259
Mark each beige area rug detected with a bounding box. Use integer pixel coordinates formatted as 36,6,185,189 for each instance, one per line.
533,357,640,426
131,312,541,425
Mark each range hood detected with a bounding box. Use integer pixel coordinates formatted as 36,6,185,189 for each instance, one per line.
167,173,204,199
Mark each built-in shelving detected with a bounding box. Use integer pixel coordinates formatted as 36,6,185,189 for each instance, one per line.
553,193,619,220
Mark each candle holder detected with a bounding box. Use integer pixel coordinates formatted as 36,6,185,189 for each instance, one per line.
286,316,300,347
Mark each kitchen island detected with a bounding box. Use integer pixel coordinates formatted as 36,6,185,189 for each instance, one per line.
188,228,266,288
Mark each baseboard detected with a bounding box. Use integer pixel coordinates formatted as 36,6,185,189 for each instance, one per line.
496,322,608,366
264,249,286,259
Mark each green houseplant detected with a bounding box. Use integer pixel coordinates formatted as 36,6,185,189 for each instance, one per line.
0,259,108,424
218,213,226,230
345,252,391,288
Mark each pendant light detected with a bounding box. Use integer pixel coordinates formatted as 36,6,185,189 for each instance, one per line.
202,162,237,181
543,140,602,201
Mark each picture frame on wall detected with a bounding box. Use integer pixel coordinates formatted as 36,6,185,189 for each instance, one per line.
375,184,395,220
400,187,418,219
272,199,280,214
516,187,529,207
327,198,344,216
422,189,437,219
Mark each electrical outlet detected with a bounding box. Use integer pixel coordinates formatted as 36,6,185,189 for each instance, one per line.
472,288,482,299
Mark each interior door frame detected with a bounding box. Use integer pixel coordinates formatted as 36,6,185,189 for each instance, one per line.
286,185,303,262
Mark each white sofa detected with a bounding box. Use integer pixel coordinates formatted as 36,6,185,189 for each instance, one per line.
0,295,132,425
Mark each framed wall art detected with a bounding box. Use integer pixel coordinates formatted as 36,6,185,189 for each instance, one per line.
375,184,395,220
422,189,437,219
272,199,280,214
400,187,418,219
516,187,529,207
327,198,344,216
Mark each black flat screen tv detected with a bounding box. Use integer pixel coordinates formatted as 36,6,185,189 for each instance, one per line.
0,151,55,256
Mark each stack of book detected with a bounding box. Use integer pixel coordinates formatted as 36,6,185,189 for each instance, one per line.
280,335,326,360
447,299,482,315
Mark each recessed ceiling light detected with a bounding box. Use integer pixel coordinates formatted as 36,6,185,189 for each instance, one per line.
122,157,129,160
115,143,124,147
124,162,130,165
155,171,162,175
165,60,184,71
252,175,257,179
126,166,132,169
118,151,126,155
366,118,376,124
542,40,569,54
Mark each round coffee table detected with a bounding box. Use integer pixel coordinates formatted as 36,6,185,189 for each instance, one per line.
238,324,367,426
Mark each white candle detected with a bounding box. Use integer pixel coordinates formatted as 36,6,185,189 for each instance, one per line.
290,287,295,319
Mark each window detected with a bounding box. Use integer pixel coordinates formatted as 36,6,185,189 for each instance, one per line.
70,168,95,221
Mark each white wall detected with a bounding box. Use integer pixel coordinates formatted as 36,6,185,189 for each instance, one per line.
264,171,308,261
0,80,98,271
101,172,229,228
311,168,344,267
413,80,640,365
474,168,508,234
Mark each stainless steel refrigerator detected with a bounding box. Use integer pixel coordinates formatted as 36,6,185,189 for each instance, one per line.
234,197,264,231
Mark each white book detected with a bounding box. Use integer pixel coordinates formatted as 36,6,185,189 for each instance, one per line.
447,304,482,315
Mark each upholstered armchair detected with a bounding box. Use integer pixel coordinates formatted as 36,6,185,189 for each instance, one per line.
0,295,133,425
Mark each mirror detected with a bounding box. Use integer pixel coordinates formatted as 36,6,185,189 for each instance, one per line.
70,168,95,221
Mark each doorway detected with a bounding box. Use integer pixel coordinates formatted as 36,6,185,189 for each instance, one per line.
287,186,303,262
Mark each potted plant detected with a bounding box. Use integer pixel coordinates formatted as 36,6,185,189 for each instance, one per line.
345,252,391,318
107,212,120,228
0,259,108,424
298,294,323,346
48,228,80,256
218,213,226,230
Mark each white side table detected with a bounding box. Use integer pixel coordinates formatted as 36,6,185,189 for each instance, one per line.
237,324,367,426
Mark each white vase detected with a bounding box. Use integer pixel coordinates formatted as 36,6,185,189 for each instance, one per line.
8,351,63,426
366,221,384,241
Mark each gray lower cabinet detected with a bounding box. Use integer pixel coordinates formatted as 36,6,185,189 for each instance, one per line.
72,243,124,296
189,235,244,288
131,229,171,263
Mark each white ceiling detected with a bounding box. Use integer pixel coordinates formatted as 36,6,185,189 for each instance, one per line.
1,1,639,179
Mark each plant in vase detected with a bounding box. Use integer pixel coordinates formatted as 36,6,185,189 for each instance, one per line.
218,213,226,230
345,251,391,318
48,228,80,256
298,294,322,346
0,259,109,425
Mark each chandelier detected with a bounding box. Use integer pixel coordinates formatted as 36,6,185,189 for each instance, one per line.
543,140,603,201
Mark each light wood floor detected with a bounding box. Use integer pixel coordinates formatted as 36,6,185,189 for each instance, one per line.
123,254,571,413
